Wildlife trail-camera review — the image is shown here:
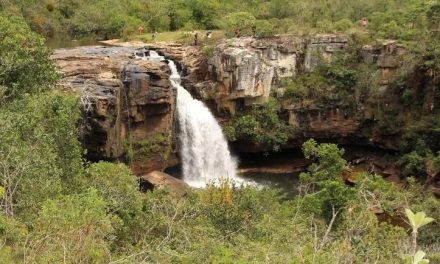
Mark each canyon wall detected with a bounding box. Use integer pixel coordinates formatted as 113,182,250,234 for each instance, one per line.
53,46,177,175
53,35,408,174
200,35,405,150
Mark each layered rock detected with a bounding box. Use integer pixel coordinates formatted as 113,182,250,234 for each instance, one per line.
199,36,404,151
204,35,350,116
52,36,408,177
53,46,177,175
140,171,189,198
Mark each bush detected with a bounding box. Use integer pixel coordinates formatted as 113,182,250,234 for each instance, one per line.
378,20,403,39
225,99,294,151
221,12,256,37
25,190,116,263
324,64,359,91
254,19,277,37
0,15,57,103
334,18,353,31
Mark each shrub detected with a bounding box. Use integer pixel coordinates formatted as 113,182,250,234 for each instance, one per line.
334,18,353,31
221,12,256,37
324,64,359,91
0,16,58,103
225,99,294,151
254,19,277,37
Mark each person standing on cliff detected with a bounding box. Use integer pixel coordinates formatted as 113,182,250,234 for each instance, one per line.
138,26,144,35
234,27,240,38
193,31,199,46
360,18,369,27
152,31,158,41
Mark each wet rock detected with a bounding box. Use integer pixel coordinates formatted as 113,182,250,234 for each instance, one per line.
141,171,189,197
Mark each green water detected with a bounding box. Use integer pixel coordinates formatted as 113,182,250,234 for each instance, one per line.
46,36,101,49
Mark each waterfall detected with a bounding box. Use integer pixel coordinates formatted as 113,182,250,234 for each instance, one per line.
143,50,239,187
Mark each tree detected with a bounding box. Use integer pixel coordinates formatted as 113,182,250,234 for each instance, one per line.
221,12,256,37
0,15,57,103
0,93,83,221
86,162,150,246
302,139,347,181
24,189,116,263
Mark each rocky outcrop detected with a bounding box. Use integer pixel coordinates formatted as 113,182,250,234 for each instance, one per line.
204,35,349,116
361,40,406,85
52,36,408,177
199,36,406,151
53,46,177,175
140,171,189,198
305,35,349,71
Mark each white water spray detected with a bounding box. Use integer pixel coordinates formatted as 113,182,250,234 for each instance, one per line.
143,50,239,187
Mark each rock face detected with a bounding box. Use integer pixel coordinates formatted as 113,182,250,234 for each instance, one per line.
141,171,189,198
201,36,407,150
204,35,350,116
53,46,177,175
305,35,349,71
52,36,408,177
361,40,406,85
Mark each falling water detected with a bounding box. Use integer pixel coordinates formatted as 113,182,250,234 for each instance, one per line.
143,50,239,187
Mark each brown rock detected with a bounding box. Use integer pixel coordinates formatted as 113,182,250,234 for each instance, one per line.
53,46,177,175
141,171,189,198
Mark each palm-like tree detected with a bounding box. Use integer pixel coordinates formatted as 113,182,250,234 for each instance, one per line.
405,209,435,254
406,250,430,264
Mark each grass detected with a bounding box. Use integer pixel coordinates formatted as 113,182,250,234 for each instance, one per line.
129,30,225,45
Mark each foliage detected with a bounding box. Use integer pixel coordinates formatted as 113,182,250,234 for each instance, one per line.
0,93,83,222
324,64,359,91
202,44,215,57
25,189,117,263
405,209,435,254
254,19,277,37
2,1,440,263
406,250,430,264
398,151,427,177
0,16,57,103
221,12,256,37
302,139,347,182
129,133,169,160
225,98,294,151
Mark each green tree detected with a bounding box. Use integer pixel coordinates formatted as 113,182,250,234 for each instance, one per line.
221,12,256,37
25,189,116,263
86,162,151,246
0,93,83,221
302,139,347,181
0,15,57,103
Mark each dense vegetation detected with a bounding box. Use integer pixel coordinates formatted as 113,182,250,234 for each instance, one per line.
0,0,438,41
1,1,440,263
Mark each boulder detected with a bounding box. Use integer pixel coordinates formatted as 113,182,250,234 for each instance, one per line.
141,171,189,197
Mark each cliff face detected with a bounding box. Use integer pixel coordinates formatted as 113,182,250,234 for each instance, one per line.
195,35,406,151
53,46,177,175
51,36,410,175
200,35,351,115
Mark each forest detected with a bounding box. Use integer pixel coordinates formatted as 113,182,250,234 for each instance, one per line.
0,0,438,41
0,0,440,263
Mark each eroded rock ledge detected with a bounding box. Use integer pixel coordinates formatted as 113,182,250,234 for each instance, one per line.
53,46,177,175
53,34,409,176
